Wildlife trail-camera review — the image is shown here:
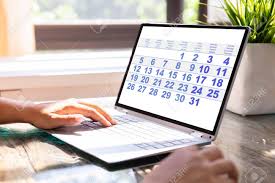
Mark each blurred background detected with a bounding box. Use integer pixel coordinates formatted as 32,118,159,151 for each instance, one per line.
0,0,228,101
33,0,192,24
1,0,227,54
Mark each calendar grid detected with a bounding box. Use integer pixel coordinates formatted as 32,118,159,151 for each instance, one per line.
131,60,232,80
125,80,223,102
136,46,238,57
122,35,238,108
134,55,234,69
137,38,238,56
127,71,227,92
126,74,225,102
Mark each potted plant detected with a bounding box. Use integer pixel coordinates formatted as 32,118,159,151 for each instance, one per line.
222,0,275,115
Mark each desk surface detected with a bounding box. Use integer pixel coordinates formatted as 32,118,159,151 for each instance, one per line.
0,97,274,183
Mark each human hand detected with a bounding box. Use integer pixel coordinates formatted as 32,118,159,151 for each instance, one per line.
143,146,238,183
23,99,116,129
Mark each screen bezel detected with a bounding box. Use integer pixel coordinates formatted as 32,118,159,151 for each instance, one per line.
115,23,250,136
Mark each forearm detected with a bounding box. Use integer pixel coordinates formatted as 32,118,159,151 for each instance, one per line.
0,97,34,124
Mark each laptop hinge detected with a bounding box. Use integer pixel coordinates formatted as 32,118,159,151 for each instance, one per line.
191,131,214,141
115,106,129,114
191,131,205,138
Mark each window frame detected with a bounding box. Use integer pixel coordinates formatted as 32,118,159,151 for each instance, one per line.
35,23,141,50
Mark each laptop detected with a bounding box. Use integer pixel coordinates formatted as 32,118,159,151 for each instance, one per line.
48,24,250,169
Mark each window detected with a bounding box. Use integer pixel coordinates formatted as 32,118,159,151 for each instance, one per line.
33,0,205,50
208,0,229,24
184,0,199,24
33,0,166,22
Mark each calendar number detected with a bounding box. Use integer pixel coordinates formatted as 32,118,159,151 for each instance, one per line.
189,97,200,106
145,67,153,74
175,94,185,102
182,73,192,81
216,68,227,76
199,65,210,74
153,78,162,86
193,54,199,61
163,60,168,67
138,85,147,93
127,83,135,90
207,89,219,98
223,57,230,65
164,81,175,89
169,71,178,79
196,76,207,84
180,52,185,59
178,83,188,92
151,58,156,65
149,88,158,96
134,65,141,72
141,76,150,83
161,91,171,99
191,86,203,95
131,74,138,81
207,55,213,63
175,62,181,69
156,69,165,76
139,57,144,64
212,78,223,87
190,64,195,71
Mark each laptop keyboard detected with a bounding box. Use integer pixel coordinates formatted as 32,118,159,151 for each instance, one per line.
82,115,197,150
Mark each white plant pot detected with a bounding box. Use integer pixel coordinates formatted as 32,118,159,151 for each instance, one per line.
226,43,275,115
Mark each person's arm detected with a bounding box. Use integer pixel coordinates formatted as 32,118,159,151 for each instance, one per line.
0,97,116,129
0,97,29,124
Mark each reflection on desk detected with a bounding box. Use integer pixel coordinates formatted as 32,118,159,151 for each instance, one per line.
34,165,137,183
0,97,274,183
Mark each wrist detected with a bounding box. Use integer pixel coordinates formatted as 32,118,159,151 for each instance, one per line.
17,101,37,124
0,97,38,124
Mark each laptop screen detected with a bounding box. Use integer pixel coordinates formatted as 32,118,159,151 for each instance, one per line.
116,24,248,134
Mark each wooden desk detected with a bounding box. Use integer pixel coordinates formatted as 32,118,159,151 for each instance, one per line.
0,97,274,182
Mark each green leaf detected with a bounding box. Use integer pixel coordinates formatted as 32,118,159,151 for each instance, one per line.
222,0,275,43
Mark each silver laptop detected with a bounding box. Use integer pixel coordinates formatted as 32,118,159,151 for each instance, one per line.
48,24,250,168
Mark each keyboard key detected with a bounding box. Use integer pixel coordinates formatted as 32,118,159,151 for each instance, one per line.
162,142,175,147
179,139,193,143
143,146,156,150
152,144,166,149
171,140,183,145
135,143,150,149
93,122,103,126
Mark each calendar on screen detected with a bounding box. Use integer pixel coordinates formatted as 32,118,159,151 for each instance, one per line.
118,25,246,131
